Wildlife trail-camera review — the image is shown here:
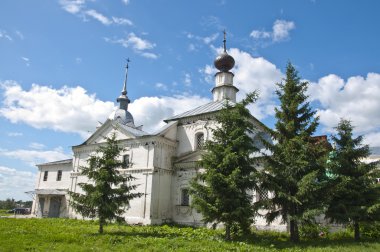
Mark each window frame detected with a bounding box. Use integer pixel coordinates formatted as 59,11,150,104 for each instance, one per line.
256,187,269,202
56,170,62,181
195,132,205,150
43,171,48,181
123,154,130,168
180,188,190,206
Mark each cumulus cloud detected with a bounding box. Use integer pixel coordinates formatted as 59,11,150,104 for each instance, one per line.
0,81,115,138
104,33,158,59
0,80,210,137
308,73,380,143
129,95,210,132
0,166,36,200
0,147,70,166
202,47,283,120
250,19,295,43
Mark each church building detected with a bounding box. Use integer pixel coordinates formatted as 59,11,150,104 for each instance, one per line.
31,37,285,231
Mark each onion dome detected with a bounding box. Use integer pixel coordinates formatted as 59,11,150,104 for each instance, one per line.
214,30,235,72
109,107,134,126
214,52,235,72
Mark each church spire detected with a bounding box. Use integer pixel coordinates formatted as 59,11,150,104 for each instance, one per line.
121,58,129,96
223,29,227,52
111,58,135,127
117,59,131,110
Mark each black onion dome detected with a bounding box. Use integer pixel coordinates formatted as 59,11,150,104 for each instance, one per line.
214,51,235,72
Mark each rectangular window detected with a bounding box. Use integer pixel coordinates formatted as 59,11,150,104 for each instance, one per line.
181,188,190,206
56,170,62,181
256,187,268,202
43,171,48,181
123,154,130,168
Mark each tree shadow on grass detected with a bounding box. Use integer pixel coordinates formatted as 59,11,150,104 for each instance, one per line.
232,231,380,250
87,224,380,250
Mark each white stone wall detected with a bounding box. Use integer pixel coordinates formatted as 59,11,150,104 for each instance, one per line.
176,119,216,156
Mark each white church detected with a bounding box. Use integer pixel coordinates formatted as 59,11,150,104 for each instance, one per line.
31,38,285,230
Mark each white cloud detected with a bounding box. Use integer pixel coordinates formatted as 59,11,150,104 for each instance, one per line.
272,20,296,42
185,32,220,49
129,95,210,132
140,52,158,59
122,0,130,5
7,132,23,137
15,30,24,40
184,73,192,87
104,33,157,59
250,30,271,40
125,32,155,50
0,30,13,41
308,73,380,141
112,16,133,26
250,19,295,43
21,57,30,67
59,0,132,27
155,83,168,91
59,0,86,14
199,65,217,84
29,142,45,150
0,147,70,166
363,132,380,147
188,43,197,51
0,166,36,200
85,9,112,25
0,80,210,138
202,33,219,44
0,81,115,138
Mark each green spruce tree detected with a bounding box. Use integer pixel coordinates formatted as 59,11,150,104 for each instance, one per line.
69,133,142,233
257,63,328,242
326,119,380,241
190,92,260,240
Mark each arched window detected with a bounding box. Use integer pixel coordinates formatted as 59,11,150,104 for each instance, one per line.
196,133,204,150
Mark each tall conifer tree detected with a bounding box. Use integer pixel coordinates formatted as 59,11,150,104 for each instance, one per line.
190,92,260,240
257,63,327,242
69,134,142,234
326,119,380,241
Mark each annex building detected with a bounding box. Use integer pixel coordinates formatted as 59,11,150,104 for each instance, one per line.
30,39,285,230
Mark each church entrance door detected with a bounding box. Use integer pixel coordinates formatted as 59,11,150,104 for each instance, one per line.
48,197,61,218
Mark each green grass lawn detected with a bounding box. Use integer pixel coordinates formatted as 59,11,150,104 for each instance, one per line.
0,209,13,217
0,218,379,251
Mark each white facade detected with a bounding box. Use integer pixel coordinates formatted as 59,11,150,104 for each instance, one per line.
31,45,286,230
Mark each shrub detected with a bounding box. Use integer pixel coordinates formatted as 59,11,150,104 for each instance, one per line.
360,221,380,239
299,223,329,239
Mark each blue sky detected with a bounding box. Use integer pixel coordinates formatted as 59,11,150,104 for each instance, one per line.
1,0,380,200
